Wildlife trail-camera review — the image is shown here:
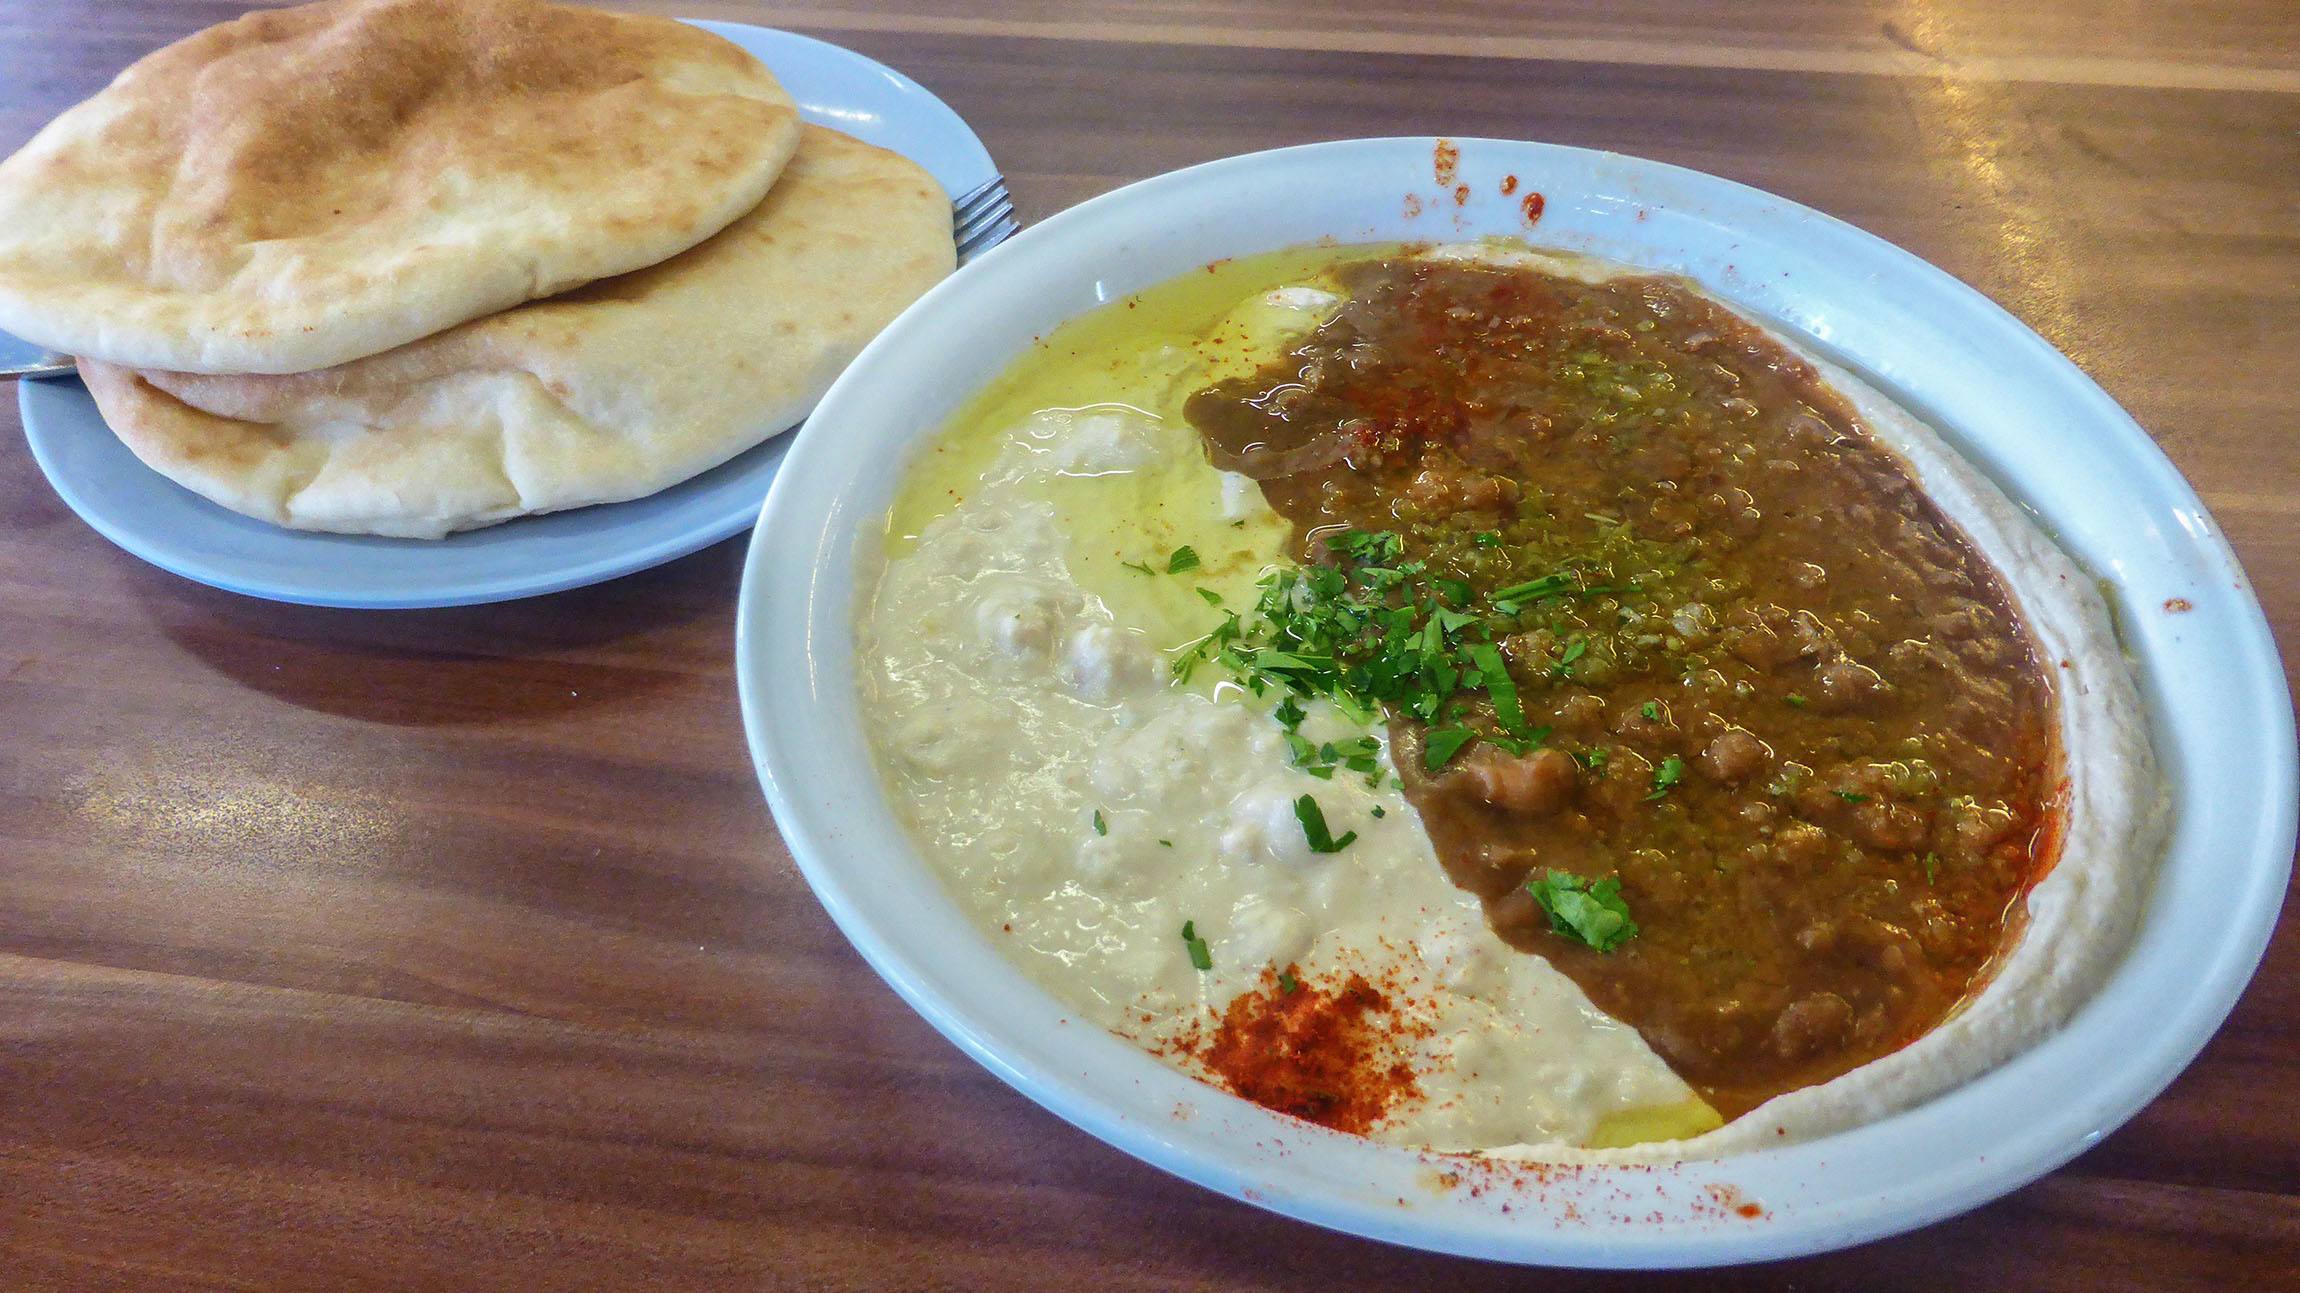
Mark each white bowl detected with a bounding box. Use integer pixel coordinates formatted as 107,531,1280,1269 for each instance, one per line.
735,137,2294,1266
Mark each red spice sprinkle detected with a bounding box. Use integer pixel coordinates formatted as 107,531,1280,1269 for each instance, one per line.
1521,191,1546,224
1403,193,1423,218
2164,597,2193,612
1433,138,1460,188
1499,174,1519,196
1701,1183,1769,1221
1191,966,1427,1134
1452,183,1470,206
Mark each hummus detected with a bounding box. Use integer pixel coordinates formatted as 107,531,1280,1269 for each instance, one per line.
858,242,2166,1157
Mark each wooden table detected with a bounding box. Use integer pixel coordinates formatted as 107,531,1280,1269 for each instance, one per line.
3,1,2294,1286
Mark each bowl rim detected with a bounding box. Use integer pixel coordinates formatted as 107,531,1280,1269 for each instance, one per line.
735,135,2295,1266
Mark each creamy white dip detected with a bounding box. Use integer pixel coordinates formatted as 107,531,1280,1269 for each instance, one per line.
860,398,1704,1150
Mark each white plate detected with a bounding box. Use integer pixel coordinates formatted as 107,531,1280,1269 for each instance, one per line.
13,21,995,609
736,137,2296,1265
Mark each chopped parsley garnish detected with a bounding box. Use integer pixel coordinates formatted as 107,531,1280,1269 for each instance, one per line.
1284,726,1381,782
1922,852,1940,884
1491,571,1574,604
1424,726,1477,771
1472,531,1502,548
1526,870,1639,952
1091,809,1107,835
1293,794,1358,853
1645,754,1685,801
1196,586,1224,605
1370,805,1386,818
1552,637,1588,678
1463,642,1525,732
1785,693,1809,708
1331,529,1404,563
1180,920,1212,971
1572,747,1610,773
1121,559,1157,576
1170,528,1599,763
1167,545,1201,574
1276,968,1300,994
1641,700,1661,721
1486,725,1553,756
1834,790,1871,803
1158,839,1173,847
1165,524,1695,798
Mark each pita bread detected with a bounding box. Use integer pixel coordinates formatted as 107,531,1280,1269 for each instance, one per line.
80,126,954,538
0,0,803,374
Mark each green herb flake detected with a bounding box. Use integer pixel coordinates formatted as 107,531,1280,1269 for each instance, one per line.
1922,852,1940,884
1370,805,1387,818
1472,531,1502,548
1091,809,1108,836
1834,790,1871,803
1640,701,1661,721
1196,586,1224,606
1525,870,1639,952
1645,754,1685,801
1553,638,1588,678
1292,794,1358,853
1158,839,1173,848
1167,546,1201,575
1464,642,1525,733
1492,572,1574,604
1180,920,1213,971
1121,559,1157,576
1423,726,1477,771
1276,968,1300,994
1785,693,1810,708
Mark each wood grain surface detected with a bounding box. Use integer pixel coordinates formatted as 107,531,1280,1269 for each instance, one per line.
3,1,2296,1287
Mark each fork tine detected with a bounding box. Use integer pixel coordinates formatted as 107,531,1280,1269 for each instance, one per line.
957,209,1016,256
953,194,1007,241
950,177,1003,223
954,192,1014,244
956,221,1016,264
950,173,1017,264
957,217,1018,264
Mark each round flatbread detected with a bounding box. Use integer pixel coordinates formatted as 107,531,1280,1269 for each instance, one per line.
0,0,804,374
79,126,955,538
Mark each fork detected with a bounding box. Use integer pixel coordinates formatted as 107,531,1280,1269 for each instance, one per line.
953,173,1019,266
0,344,70,382
1,176,1023,383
